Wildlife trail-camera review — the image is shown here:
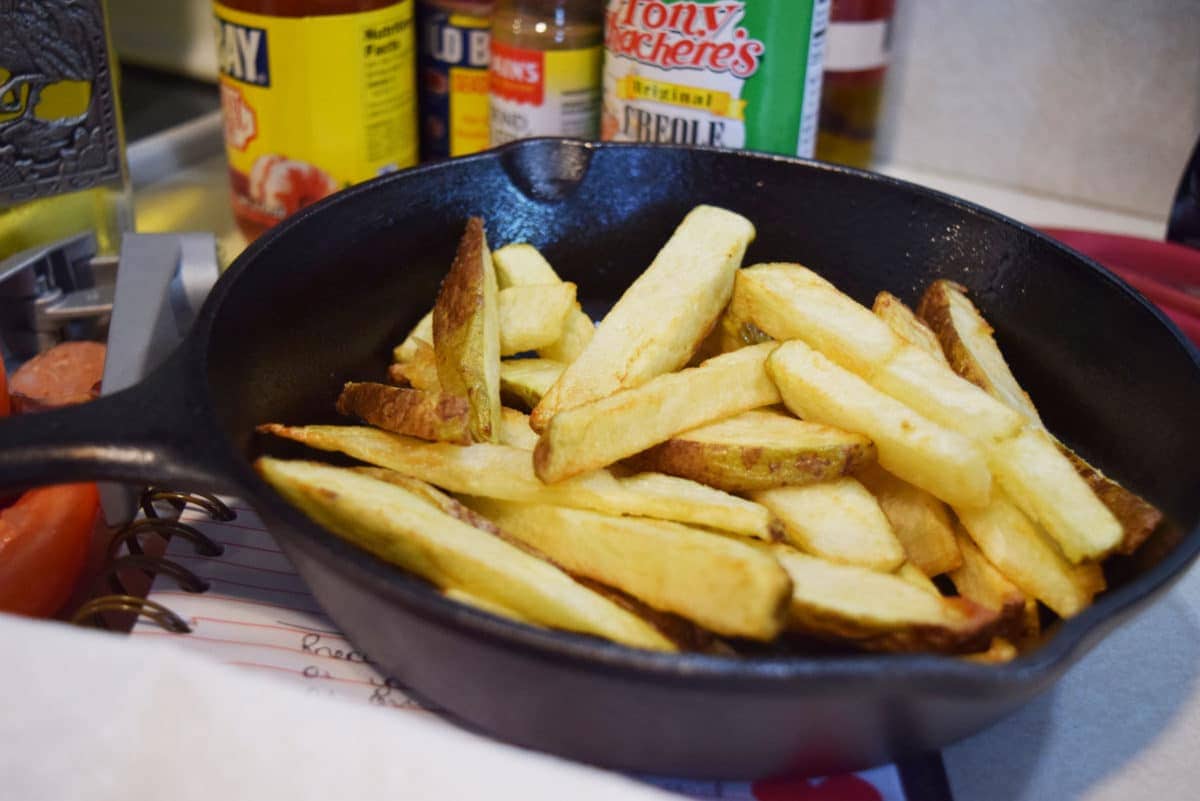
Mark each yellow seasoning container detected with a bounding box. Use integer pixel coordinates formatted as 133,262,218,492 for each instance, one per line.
489,0,604,145
213,0,418,240
417,1,494,159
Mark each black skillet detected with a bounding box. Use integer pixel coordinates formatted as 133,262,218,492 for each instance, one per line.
3,140,1199,779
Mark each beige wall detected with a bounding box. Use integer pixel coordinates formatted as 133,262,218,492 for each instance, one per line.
876,0,1200,220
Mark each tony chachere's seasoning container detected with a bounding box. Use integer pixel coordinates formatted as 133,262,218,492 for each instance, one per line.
417,0,494,158
213,0,418,240
489,0,605,145
602,0,830,157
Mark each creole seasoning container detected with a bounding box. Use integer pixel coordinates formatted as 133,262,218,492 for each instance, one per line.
417,0,493,158
213,0,418,240
602,0,830,157
489,0,605,145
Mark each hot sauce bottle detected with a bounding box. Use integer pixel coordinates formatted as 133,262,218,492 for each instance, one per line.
213,0,419,240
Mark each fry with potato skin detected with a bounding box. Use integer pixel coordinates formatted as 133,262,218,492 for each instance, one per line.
751,479,906,572
463,497,792,641
531,205,755,430
873,291,948,364
534,343,780,483
632,409,875,493
767,340,992,509
336,382,471,444
770,545,1000,654
433,217,502,442
257,423,778,539
255,458,677,651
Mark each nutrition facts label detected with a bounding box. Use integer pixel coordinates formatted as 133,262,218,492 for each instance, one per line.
361,12,416,166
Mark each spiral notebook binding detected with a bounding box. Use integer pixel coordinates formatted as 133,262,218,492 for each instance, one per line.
71,489,235,634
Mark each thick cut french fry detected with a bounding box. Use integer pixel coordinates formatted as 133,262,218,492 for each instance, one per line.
498,284,576,355
633,409,875,493
736,263,899,376
989,428,1122,562
387,339,440,391
964,638,1019,664
919,280,1161,555
258,424,777,539
954,491,1101,618
917,280,1042,425
491,243,595,363
531,205,755,429
336,382,471,444
498,407,540,449
947,526,1028,639
534,343,780,483
432,217,502,442
873,291,948,364
255,458,676,651
750,479,905,572
770,546,1000,653
499,358,565,410
767,341,991,509
463,497,791,640
394,311,433,363
896,563,941,597
856,463,962,576
443,587,533,623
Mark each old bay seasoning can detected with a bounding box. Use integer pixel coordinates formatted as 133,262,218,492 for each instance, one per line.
417,0,493,159
602,0,830,157
213,0,418,240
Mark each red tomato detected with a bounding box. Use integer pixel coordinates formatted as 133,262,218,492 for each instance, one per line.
0,483,100,617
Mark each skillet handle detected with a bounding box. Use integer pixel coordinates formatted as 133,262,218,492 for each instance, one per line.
0,346,237,494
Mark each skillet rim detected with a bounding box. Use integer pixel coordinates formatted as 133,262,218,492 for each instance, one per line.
198,139,1200,689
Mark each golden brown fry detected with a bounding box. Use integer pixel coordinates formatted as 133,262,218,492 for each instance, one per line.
856,463,962,576
336,382,471,445
257,423,777,539
873,291,948,364
255,458,676,651
393,311,433,363
750,478,906,572
896,562,942,597
534,343,781,483
499,358,565,410
770,545,1000,653
498,283,576,355
387,338,440,391
531,205,755,429
491,243,594,363
1059,445,1162,556
432,217,502,442
963,638,1019,664
633,409,875,493
948,525,1028,640
767,340,991,509
498,407,540,450
464,497,791,640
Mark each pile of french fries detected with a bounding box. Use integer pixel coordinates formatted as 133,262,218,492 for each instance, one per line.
256,205,1163,660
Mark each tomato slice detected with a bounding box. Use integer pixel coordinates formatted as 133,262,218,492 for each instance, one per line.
0,483,100,618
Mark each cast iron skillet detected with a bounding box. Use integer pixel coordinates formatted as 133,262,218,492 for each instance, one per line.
2,140,1199,779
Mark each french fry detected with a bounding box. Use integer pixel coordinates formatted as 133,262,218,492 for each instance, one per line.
750,478,905,572
432,217,502,442
442,587,533,623
258,424,777,539
896,562,942,597
767,340,991,509
964,638,1019,664
387,339,440,391
988,428,1122,563
873,291,948,364
770,545,1000,653
499,358,565,410
255,458,676,651
394,311,433,363
336,382,471,444
534,343,780,483
491,242,595,363
531,205,755,429
497,283,576,355
736,263,899,375
632,409,875,493
919,279,1161,555
856,463,962,576
499,407,540,449
947,525,1028,639
463,497,791,640
954,491,1102,618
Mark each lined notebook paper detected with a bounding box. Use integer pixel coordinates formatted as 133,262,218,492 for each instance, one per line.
131,499,909,801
